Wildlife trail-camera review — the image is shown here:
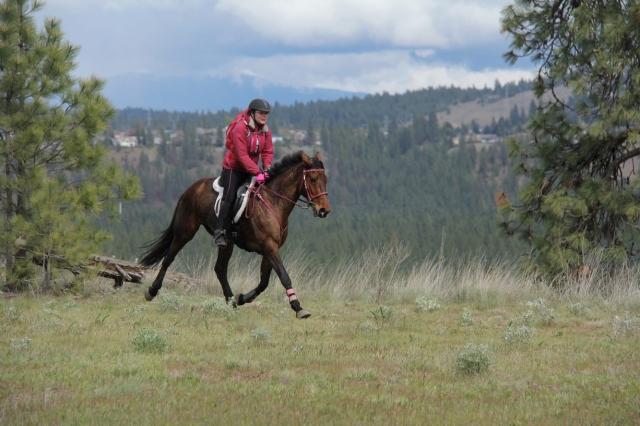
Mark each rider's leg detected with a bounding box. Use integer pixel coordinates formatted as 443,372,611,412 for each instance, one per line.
212,169,250,248
213,201,232,247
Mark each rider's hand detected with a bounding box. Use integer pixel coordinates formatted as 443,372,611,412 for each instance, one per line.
256,173,267,184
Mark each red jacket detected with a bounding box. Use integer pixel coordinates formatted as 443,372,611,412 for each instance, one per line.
222,109,273,175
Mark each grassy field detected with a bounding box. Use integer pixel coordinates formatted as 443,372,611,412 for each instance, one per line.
2,249,640,425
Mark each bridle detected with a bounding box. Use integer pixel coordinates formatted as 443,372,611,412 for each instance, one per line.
246,167,328,235
299,168,329,206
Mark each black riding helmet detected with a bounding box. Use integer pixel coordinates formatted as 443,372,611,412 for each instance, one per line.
248,98,271,113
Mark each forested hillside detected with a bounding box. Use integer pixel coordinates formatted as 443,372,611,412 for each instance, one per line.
99,82,534,264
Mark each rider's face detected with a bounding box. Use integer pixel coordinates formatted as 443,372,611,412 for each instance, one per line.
253,110,269,125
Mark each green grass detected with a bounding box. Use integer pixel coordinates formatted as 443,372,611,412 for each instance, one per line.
2,250,640,425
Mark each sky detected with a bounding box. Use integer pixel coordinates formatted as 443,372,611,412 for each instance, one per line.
35,0,537,111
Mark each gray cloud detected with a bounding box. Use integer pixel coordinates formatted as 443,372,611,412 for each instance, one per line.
214,0,506,48
208,50,534,94
39,0,532,101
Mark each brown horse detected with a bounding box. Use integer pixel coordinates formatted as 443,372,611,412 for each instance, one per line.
138,151,330,319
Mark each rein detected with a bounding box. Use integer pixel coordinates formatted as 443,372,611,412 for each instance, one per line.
246,167,326,235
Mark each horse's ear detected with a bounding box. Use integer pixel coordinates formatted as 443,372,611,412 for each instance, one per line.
301,151,312,165
316,152,323,162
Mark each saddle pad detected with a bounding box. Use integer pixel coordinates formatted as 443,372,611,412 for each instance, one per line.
212,176,256,223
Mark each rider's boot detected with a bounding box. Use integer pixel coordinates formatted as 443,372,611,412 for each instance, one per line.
213,202,232,248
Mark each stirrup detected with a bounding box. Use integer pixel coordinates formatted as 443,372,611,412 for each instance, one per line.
214,229,227,248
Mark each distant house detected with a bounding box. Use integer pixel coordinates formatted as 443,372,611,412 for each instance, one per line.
469,133,502,144
195,127,216,143
480,134,501,144
150,130,168,145
114,132,137,148
272,134,284,143
171,130,184,145
294,131,306,144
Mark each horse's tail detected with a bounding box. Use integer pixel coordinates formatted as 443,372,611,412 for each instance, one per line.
139,194,183,268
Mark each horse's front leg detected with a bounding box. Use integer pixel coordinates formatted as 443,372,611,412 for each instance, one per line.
263,244,310,319
236,256,272,306
214,244,237,307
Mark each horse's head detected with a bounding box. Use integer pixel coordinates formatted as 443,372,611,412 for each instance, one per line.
301,152,330,218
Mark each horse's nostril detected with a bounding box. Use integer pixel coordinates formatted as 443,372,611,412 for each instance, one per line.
319,209,329,218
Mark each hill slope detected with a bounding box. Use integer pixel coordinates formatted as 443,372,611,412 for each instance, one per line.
437,86,573,127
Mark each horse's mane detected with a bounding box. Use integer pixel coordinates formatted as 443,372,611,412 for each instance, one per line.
267,151,324,179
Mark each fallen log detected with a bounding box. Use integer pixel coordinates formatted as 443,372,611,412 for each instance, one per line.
23,249,195,289
88,255,197,289
88,255,148,288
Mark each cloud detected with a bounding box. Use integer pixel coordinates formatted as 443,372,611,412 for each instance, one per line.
39,0,531,106
214,0,507,48
44,0,208,12
208,50,535,94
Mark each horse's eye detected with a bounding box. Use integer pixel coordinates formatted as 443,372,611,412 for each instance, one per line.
310,178,317,183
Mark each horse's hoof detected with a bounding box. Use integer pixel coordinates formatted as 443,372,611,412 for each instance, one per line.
144,290,154,301
234,294,243,306
296,310,311,319
228,296,238,308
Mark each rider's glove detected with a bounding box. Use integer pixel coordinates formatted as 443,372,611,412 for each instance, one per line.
256,172,268,184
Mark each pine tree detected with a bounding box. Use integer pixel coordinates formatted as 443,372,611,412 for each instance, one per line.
426,111,439,143
306,118,315,145
0,0,142,290
500,0,640,276
320,123,329,147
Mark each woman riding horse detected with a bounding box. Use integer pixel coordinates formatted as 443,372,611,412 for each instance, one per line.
139,151,330,319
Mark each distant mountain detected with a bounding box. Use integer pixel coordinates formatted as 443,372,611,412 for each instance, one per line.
103,73,366,112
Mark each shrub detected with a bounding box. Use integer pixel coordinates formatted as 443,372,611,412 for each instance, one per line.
6,306,21,322
10,337,31,351
502,325,536,344
415,296,440,312
131,329,170,354
612,312,639,338
522,299,556,326
370,306,394,323
158,291,185,313
454,343,492,375
568,302,591,317
250,328,271,340
459,308,474,327
358,320,379,333
512,310,535,326
201,298,236,319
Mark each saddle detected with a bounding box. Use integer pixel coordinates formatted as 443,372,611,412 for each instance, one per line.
212,176,257,224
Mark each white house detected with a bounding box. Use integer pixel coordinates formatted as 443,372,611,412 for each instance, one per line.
114,133,137,148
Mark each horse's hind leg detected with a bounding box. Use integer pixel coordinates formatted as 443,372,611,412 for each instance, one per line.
145,232,195,301
214,244,236,305
236,256,272,306
263,244,310,319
